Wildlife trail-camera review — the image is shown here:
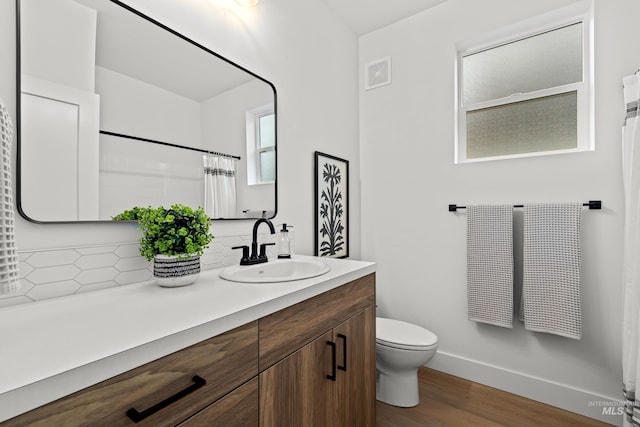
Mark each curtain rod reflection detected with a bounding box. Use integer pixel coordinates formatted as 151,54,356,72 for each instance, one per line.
99,130,241,160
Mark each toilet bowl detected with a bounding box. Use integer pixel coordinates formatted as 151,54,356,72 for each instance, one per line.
376,317,438,407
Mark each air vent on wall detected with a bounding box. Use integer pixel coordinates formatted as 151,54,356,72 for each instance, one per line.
364,57,391,90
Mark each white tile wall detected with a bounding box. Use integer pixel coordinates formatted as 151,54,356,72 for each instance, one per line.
0,233,277,308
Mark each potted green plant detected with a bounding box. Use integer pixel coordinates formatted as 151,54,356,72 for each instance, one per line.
113,204,214,287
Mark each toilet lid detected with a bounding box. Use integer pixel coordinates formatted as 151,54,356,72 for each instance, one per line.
376,317,438,350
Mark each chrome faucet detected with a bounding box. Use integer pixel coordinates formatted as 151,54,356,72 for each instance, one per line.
232,218,276,265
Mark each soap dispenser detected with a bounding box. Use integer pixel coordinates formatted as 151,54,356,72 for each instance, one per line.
277,224,293,259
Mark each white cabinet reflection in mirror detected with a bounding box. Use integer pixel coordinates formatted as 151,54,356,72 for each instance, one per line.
17,0,277,222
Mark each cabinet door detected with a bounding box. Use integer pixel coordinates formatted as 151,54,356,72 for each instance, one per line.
334,306,376,427
260,331,335,427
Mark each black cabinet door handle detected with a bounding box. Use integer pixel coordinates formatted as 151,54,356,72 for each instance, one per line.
126,375,206,423
337,334,347,372
326,341,337,381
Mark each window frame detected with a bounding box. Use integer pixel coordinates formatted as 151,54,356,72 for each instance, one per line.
454,1,594,164
245,104,275,186
255,111,275,183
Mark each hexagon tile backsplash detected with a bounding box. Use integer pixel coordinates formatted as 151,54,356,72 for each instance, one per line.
0,233,277,308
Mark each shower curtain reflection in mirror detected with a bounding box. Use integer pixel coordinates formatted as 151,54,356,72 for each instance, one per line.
203,154,237,219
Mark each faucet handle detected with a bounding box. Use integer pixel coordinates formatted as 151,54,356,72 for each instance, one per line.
259,242,275,258
232,245,251,265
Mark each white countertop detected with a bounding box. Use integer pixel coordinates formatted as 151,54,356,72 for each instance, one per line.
0,255,375,422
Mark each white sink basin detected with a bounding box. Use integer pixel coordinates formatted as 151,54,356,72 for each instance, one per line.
219,258,331,283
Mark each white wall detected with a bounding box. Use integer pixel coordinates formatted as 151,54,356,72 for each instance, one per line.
96,66,204,218
1,0,360,256
96,66,202,146
20,0,97,93
360,0,639,423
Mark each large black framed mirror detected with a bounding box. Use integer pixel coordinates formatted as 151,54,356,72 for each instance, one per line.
17,0,277,222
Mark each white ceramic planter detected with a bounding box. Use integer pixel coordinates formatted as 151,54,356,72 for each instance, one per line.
153,254,201,287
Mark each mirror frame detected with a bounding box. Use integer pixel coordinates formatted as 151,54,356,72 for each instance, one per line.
15,0,278,223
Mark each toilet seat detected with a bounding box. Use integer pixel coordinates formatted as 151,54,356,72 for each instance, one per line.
376,317,438,351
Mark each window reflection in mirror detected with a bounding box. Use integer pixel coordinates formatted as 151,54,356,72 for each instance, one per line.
257,112,276,183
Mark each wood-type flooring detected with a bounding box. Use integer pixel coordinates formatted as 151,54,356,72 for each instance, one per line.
376,368,614,427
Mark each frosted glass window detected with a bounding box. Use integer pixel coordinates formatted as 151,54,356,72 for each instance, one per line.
467,92,577,159
463,23,582,106
260,150,275,182
456,11,592,163
256,112,275,183
259,113,275,148
245,105,275,185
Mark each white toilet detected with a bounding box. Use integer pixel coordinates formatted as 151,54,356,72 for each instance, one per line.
375,317,438,407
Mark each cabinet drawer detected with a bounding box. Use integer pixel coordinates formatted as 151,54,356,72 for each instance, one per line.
259,273,375,371
179,378,258,427
4,321,258,427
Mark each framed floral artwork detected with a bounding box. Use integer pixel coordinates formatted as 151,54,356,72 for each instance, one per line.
314,151,349,258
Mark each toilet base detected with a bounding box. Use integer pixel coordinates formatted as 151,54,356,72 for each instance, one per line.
376,367,420,407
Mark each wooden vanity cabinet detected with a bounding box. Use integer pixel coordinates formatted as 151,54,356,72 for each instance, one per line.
259,273,376,427
2,273,375,427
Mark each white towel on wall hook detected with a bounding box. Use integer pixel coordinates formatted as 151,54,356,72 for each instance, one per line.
0,97,20,294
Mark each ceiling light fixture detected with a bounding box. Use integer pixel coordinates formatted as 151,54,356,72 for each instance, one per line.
234,0,259,7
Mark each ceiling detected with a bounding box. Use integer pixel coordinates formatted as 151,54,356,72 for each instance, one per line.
320,0,448,36
74,0,257,101
67,0,450,101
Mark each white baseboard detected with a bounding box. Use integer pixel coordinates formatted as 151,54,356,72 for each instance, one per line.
428,351,622,426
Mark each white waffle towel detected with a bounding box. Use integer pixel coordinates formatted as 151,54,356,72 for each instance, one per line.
523,203,582,339
0,97,19,294
467,205,514,328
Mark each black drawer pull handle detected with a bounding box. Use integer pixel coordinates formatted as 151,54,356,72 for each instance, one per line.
337,334,347,372
326,341,337,381
126,375,206,423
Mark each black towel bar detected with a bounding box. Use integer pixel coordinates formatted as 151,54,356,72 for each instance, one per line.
448,200,602,212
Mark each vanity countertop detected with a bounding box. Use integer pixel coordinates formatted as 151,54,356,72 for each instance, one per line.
0,255,376,422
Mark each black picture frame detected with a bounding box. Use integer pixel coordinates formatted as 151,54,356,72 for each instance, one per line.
314,151,349,258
